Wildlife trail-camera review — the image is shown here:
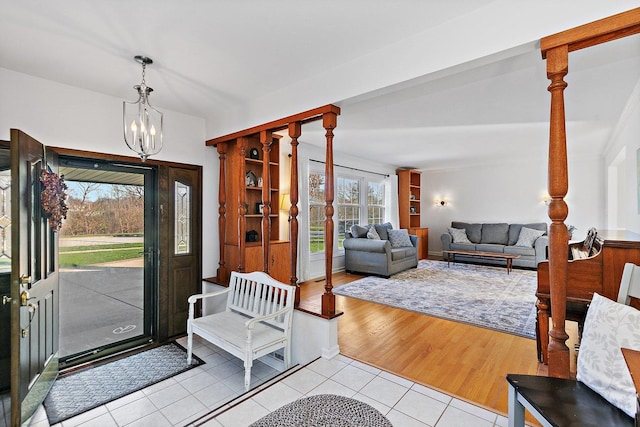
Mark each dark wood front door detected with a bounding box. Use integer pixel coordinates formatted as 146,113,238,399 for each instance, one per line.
10,130,60,425
165,165,202,338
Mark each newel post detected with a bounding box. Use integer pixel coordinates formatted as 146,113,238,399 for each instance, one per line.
322,112,337,317
237,137,249,273
216,143,228,283
288,122,301,306
260,130,273,274
546,45,570,378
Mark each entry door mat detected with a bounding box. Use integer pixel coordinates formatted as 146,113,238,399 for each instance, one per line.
334,259,537,339
44,342,203,424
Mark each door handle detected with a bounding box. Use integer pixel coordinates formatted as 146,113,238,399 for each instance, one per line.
20,290,34,306
20,274,31,285
138,251,153,262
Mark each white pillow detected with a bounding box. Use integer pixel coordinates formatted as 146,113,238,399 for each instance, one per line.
388,229,413,248
448,227,471,244
515,227,545,247
577,293,640,417
367,225,380,240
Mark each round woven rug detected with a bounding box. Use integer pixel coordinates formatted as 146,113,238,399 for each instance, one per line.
249,394,393,427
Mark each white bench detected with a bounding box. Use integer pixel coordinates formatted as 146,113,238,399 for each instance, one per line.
187,271,296,391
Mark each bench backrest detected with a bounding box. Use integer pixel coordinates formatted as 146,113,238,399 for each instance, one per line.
227,271,296,331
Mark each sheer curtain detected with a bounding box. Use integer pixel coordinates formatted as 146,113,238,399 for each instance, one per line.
386,174,399,229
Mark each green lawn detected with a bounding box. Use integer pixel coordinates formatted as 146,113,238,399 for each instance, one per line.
59,243,144,267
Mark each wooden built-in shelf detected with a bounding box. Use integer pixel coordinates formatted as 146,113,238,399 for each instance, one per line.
397,168,428,259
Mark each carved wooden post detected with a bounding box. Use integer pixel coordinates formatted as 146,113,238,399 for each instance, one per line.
288,122,301,305
216,143,228,283
322,112,338,317
237,137,249,273
260,130,273,274
546,45,570,378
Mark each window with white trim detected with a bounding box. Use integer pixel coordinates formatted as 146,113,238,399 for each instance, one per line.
336,176,360,250
308,171,325,254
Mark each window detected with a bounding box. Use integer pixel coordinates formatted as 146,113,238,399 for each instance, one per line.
308,172,325,254
337,177,360,249
308,165,386,255
367,181,385,224
174,181,191,254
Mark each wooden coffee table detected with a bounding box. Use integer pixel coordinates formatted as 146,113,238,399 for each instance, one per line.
443,250,520,274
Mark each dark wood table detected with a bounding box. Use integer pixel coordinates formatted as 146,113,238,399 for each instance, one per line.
443,250,520,274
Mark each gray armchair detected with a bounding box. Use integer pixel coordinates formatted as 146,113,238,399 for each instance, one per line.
343,231,418,277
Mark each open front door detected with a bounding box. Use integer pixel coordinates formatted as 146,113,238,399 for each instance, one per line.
10,130,59,425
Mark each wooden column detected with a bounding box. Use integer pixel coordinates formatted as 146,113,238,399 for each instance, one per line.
546,45,570,378
237,137,249,273
216,143,228,282
288,122,301,306
260,130,273,274
322,112,337,317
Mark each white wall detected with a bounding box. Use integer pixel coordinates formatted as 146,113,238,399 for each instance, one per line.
0,67,220,279
422,153,605,256
604,79,640,234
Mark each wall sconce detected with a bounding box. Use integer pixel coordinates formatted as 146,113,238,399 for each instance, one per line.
434,198,448,207
542,193,552,206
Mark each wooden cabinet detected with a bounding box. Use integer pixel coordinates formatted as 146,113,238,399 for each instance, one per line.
397,169,421,229
409,227,429,260
213,133,289,284
397,169,428,259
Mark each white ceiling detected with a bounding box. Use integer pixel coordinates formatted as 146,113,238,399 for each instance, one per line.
1,1,639,170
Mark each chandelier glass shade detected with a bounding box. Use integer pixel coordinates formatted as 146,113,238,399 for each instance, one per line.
123,55,163,162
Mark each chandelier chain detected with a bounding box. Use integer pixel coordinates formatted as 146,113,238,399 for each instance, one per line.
141,63,146,86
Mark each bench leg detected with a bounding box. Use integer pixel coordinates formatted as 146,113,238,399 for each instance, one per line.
284,343,291,369
244,358,253,391
508,383,526,427
186,322,193,365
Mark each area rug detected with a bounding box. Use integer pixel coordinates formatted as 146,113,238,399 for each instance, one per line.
334,259,537,339
250,394,392,427
44,342,203,424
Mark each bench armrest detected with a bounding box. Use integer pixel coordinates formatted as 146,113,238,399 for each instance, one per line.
188,288,231,304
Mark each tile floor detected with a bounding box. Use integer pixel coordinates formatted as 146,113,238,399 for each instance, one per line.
25,336,508,427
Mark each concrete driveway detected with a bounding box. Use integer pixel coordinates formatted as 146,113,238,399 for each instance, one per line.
58,236,145,359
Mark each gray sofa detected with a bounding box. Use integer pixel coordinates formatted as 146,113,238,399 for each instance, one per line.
344,223,419,277
440,221,549,268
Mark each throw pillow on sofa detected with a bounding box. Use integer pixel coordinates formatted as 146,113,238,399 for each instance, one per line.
388,229,413,248
448,227,471,244
351,224,369,238
367,225,381,240
515,227,545,247
374,222,393,240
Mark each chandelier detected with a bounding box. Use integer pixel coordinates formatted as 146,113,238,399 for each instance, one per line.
123,55,164,162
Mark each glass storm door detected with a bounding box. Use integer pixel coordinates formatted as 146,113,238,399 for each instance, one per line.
56,158,156,367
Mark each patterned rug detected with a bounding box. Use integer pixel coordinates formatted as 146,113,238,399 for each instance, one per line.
44,342,203,424
250,394,392,427
334,259,537,339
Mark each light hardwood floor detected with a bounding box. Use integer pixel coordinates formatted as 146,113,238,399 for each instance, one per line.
299,269,578,418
